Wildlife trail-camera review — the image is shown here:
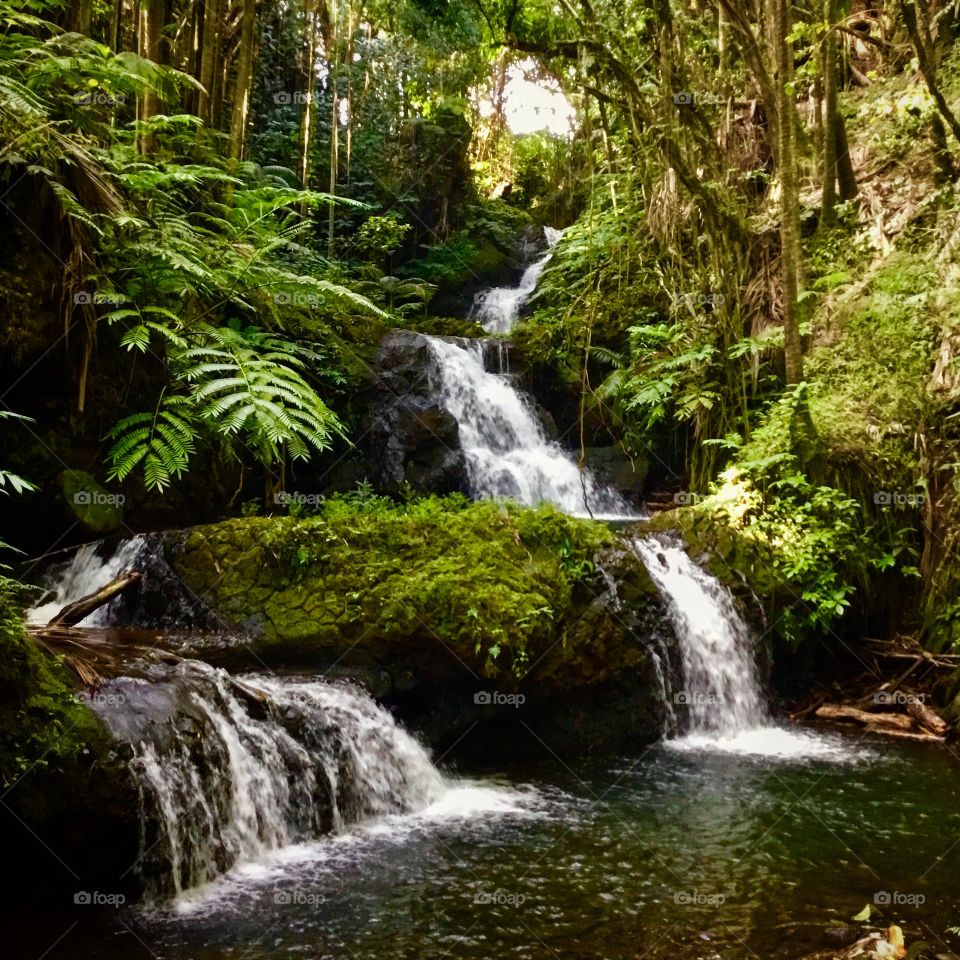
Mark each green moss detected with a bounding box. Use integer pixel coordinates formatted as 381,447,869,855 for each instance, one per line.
172,495,639,679
0,578,109,786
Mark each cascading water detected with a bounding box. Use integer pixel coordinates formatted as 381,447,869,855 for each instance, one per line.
471,226,563,334
26,535,149,627
93,661,448,898
427,337,633,517
425,228,636,518
37,543,533,902
631,536,767,736
632,535,851,759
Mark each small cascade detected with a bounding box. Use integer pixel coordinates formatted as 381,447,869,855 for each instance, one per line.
92,661,447,898
26,536,149,627
631,536,767,737
426,336,634,518
25,534,220,631
631,535,848,758
471,226,562,334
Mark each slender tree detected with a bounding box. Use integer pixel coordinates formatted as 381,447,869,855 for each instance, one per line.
138,0,166,151
774,0,804,383
230,0,259,160
820,0,840,229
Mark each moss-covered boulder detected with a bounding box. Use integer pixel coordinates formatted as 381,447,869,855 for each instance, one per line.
58,469,124,534
163,496,671,757
0,579,139,899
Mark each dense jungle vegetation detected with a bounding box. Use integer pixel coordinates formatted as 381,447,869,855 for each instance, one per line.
3,0,960,652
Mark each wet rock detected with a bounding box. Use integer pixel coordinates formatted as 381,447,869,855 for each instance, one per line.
583,446,648,501
362,330,468,496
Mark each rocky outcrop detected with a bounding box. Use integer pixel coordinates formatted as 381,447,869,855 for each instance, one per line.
160,505,673,758
362,330,468,495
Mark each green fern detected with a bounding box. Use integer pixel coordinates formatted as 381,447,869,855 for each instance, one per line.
107,327,345,491
0,412,38,498
106,395,198,491
182,325,344,463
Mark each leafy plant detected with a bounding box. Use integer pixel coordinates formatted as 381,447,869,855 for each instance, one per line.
108,325,346,491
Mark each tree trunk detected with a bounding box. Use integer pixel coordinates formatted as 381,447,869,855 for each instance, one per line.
45,572,142,627
835,111,859,200
229,0,258,160
299,0,320,192
111,0,123,51
327,0,342,257
72,0,94,35
774,0,804,383
820,0,839,230
138,0,165,152
197,0,220,125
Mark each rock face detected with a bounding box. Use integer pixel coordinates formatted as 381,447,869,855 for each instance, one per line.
582,447,648,501
363,330,468,495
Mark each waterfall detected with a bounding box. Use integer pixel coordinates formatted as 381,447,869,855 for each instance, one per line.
92,661,448,898
425,226,635,518
632,535,849,758
471,226,562,334
25,535,149,627
631,536,767,736
426,336,635,518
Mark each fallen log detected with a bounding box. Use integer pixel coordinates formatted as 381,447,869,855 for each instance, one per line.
815,704,915,730
906,698,949,736
45,571,142,627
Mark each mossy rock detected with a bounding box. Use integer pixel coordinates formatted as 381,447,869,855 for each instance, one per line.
58,469,124,534
163,498,664,695
0,580,139,896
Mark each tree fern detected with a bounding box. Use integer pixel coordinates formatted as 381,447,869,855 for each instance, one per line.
182,325,345,464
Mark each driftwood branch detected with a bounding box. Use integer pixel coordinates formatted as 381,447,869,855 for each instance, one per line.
906,698,948,736
45,571,142,627
816,702,946,743
816,704,915,730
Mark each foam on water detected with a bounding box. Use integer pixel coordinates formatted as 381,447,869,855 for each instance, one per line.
159,779,549,918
